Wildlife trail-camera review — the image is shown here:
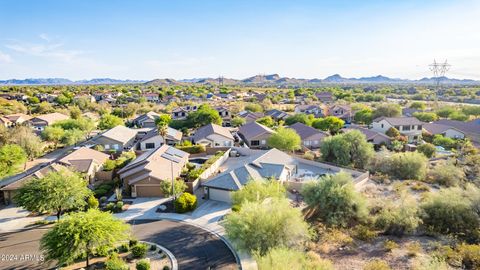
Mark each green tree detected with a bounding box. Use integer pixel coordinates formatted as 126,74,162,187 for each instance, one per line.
413,112,438,122
61,129,84,145
267,127,301,152
186,104,222,128
388,152,427,180
224,198,310,255
320,130,374,169
428,162,465,187
69,106,82,119
244,103,264,113
302,172,368,227
285,113,314,126
159,179,187,197
231,116,246,127
98,114,124,130
410,102,426,110
231,179,286,208
41,126,65,148
373,104,401,119
436,107,456,118
256,247,333,270
40,209,131,267
15,169,92,220
7,126,44,160
256,116,275,127
0,144,27,178
354,108,373,124
385,127,400,138
36,101,55,114
312,116,345,134
375,192,421,236
432,134,456,149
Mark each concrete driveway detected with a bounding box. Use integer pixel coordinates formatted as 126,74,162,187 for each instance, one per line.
0,206,43,233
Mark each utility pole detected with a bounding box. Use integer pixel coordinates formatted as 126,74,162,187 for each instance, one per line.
171,159,175,212
429,59,451,107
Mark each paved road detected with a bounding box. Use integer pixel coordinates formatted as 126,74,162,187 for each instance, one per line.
0,220,238,270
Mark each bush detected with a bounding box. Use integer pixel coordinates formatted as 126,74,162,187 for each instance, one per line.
118,243,129,253
103,159,116,171
256,247,333,270
129,239,138,247
174,192,197,213
231,179,286,207
406,241,422,257
163,266,170,270
94,188,109,197
417,143,436,158
136,259,151,270
363,259,391,270
433,134,457,149
457,244,480,270
302,172,368,227
105,253,128,270
100,196,108,203
106,202,115,212
428,162,465,187
353,225,378,242
131,243,148,258
115,201,124,212
421,187,480,240
150,244,157,251
375,193,421,236
384,240,399,252
388,152,428,180
303,152,315,160
87,195,99,209
175,145,205,154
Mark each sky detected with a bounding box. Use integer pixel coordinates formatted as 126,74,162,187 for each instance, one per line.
0,0,480,80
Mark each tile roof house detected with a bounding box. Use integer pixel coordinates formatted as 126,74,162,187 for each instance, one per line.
202,148,367,203
328,104,353,123
237,110,264,123
4,113,31,125
192,123,234,147
132,111,160,128
315,91,334,103
171,105,198,120
28,112,69,131
215,106,232,127
288,122,327,149
118,145,189,197
294,104,326,117
143,93,160,103
423,123,465,139
433,119,480,146
238,121,275,149
137,127,182,151
93,125,138,151
343,126,392,147
0,116,12,127
372,117,424,143
265,109,289,121
57,147,110,183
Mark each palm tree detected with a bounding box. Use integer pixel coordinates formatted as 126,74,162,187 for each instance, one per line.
156,122,168,145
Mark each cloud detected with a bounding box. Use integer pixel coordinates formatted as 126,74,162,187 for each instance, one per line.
5,39,83,63
0,50,12,63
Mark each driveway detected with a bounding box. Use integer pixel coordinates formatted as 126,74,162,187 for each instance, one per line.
0,206,43,233
0,220,238,270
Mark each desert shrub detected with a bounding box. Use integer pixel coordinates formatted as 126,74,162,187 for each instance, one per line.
317,226,354,249
375,193,421,236
417,143,436,158
105,253,128,270
131,243,148,258
406,241,422,257
388,152,428,180
421,187,480,240
303,152,315,160
457,244,480,270
412,257,450,270
150,244,156,251
115,201,124,212
411,181,430,192
103,159,116,171
174,192,197,213
175,144,205,154
118,243,129,253
87,195,99,209
256,247,333,270
186,168,202,180
136,259,151,270
302,172,368,227
384,240,399,252
129,239,138,247
386,127,400,138
363,259,391,270
353,225,378,242
100,196,108,203
231,204,241,212
163,266,170,270
106,202,115,212
231,179,286,207
428,162,465,187
433,135,457,149
94,188,109,197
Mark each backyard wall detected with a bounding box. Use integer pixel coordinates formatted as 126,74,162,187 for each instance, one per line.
186,148,231,193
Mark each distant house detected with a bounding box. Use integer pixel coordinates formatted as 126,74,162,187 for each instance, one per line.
294,104,326,117
0,116,12,127
402,108,421,117
28,112,69,131
93,125,138,151
73,94,96,103
433,119,479,146
118,145,189,197
192,123,234,147
4,113,31,125
171,105,198,120
215,106,232,127
328,104,352,123
57,147,110,183
315,92,334,103
343,126,391,147
132,111,160,128
143,93,160,103
137,127,182,151
423,123,465,140
238,121,275,149
372,117,423,143
237,110,264,123
288,122,327,149
265,109,289,121
216,93,235,100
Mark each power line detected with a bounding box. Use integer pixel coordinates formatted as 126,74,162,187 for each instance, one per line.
429,59,451,91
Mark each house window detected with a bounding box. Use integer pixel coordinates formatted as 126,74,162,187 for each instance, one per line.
394,126,400,130
113,144,119,150
381,124,384,128
403,125,410,131
314,140,319,144
261,140,266,145
251,140,260,146
304,141,311,146
145,143,155,149
104,144,110,150
418,125,422,130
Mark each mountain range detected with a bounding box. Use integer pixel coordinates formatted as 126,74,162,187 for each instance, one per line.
1,74,479,86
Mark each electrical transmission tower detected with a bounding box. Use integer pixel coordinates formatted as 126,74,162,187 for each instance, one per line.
429,59,451,91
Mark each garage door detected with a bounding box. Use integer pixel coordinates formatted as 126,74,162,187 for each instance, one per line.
209,188,232,203
135,185,162,197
